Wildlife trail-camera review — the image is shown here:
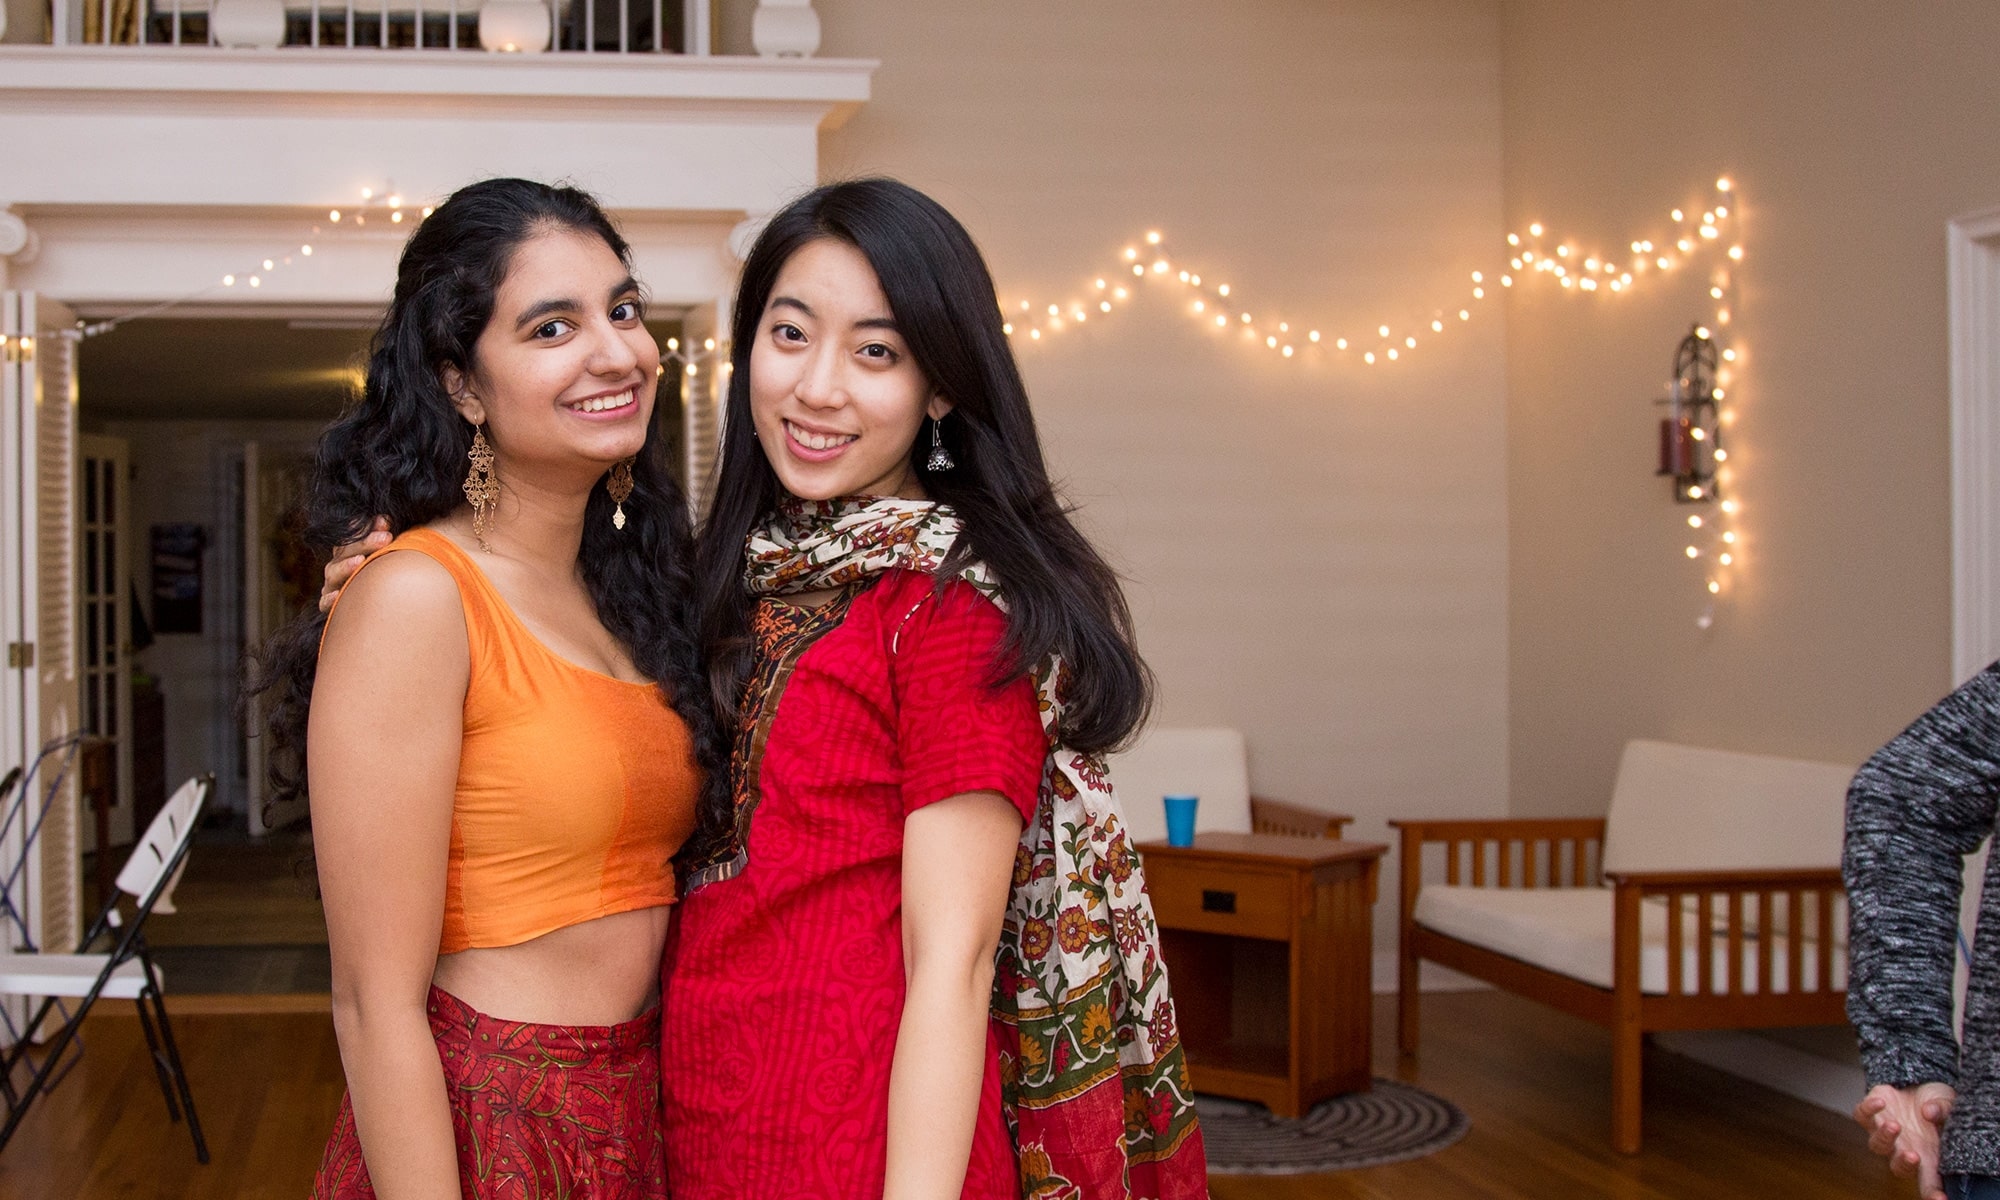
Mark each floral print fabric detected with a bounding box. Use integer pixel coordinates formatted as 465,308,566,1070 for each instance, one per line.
312,986,666,1200
730,496,1208,1200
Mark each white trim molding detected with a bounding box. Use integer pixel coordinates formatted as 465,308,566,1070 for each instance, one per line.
1950,205,2000,683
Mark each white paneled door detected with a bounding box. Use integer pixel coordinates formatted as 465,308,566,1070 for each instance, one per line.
1,292,82,963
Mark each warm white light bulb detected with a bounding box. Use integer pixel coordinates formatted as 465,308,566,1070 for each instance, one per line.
1713,449,1728,462
301,245,313,256
1688,515,1703,528
1193,300,1205,313
1002,323,1013,335
1689,486,1705,499
1708,580,1721,594
1336,337,1349,349
668,337,680,351
1729,246,1745,261
1279,322,1290,332
1721,499,1738,513
1405,336,1416,348
1282,346,1294,358
1716,177,1732,192
1471,271,1484,283
1309,331,1321,343
1387,348,1399,360
1241,313,1253,324
361,187,374,200
1095,278,1107,290
1459,309,1470,320
329,209,342,222
1114,288,1128,299
1178,271,1190,283
1379,325,1390,337
1125,248,1138,260
1658,257,1672,270
1719,553,1733,566
1432,320,1444,332
249,275,261,287
1557,245,1570,258
1723,531,1737,543
1215,315,1227,327
1686,546,1700,558
1031,329,1042,340
222,274,236,286
1266,335,1277,348
1508,233,1521,246
1695,326,1711,339
1473,287,1485,298
1364,351,1376,363
1690,427,1705,440
1152,261,1169,274
1528,222,1544,237
1146,230,1162,244
1190,275,1201,286
1218,284,1231,297
1671,208,1684,221
1722,348,1737,361
1099,301,1111,313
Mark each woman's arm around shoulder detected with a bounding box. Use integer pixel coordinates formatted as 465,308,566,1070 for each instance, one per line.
310,548,470,1199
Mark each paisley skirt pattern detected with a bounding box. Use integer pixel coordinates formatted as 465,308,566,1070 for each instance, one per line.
313,986,666,1200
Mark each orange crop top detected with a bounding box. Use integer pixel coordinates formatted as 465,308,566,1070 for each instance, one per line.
328,528,699,954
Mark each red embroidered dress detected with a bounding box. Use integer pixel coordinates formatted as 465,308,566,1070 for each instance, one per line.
660,570,1047,1199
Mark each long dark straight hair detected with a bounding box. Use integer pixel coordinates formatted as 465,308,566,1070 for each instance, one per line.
253,177,722,815
696,178,1152,824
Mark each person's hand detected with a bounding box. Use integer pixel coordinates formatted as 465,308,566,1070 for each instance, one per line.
1854,1081,1956,1200
319,517,392,614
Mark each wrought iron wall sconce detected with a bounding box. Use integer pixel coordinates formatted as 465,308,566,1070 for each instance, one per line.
1657,324,1722,503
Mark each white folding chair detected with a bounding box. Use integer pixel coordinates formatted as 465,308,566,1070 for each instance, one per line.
0,774,211,1163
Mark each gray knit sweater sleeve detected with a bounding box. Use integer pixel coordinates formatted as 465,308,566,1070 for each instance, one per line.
1845,663,2000,1096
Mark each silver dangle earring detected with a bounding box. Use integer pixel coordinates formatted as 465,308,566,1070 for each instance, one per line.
925,416,955,472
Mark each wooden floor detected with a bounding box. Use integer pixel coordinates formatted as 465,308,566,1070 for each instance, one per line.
0,989,1897,1199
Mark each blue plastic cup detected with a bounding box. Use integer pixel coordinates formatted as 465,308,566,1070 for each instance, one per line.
1163,794,1199,847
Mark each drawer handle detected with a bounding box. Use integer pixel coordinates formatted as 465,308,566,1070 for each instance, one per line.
1201,889,1237,914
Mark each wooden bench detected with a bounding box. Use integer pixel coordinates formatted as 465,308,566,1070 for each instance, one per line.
1393,740,1854,1152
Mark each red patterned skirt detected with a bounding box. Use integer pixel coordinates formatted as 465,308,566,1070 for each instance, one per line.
313,986,667,1200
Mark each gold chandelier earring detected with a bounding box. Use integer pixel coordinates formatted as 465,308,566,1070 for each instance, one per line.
607,458,635,530
463,425,500,552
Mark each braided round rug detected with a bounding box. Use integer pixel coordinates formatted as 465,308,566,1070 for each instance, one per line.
1194,1080,1469,1175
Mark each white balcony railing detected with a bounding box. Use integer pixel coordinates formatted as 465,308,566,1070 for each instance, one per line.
38,0,711,53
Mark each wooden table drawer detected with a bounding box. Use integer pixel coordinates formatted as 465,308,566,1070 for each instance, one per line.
1147,862,1293,940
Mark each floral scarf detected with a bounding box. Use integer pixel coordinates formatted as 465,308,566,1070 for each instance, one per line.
715,495,1208,1200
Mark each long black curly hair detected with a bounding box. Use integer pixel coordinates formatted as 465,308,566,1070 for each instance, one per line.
252,177,722,820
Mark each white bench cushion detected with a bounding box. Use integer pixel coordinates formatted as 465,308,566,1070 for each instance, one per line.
1602,740,1855,876
1109,727,1255,844
1414,885,1847,995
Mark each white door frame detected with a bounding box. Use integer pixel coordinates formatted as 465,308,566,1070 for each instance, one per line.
1950,205,2000,681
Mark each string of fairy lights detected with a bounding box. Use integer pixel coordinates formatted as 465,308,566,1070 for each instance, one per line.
54,184,729,381
10,175,1748,624
1000,176,1748,625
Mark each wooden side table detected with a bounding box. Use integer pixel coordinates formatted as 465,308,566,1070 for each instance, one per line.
1141,832,1387,1118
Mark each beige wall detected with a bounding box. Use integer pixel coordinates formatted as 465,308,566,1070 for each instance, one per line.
747,1,1513,890
1501,0,2000,815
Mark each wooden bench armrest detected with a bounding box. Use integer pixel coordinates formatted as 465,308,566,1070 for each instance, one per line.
1605,867,1844,892
1606,867,1847,1002
1390,817,1607,843
1250,796,1352,839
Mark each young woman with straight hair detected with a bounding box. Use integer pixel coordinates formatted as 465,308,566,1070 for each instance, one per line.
661,177,1208,1199
269,176,717,1199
